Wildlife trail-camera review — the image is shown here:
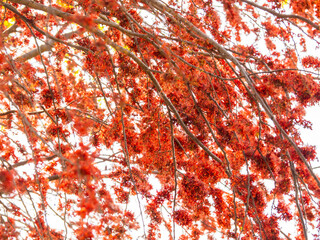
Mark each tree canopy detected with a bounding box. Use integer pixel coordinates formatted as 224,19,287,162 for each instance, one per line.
0,0,320,239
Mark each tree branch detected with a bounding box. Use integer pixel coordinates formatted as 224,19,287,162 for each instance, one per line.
240,0,320,31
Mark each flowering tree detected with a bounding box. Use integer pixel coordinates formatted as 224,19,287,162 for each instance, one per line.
0,0,320,239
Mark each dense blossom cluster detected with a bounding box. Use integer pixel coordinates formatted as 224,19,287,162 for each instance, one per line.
0,0,320,239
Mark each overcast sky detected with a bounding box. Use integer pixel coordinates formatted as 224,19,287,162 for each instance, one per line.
300,105,320,169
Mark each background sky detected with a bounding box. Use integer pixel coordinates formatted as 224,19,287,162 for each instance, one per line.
300,105,320,169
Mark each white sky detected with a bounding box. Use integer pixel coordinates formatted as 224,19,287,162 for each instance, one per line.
300,105,320,166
